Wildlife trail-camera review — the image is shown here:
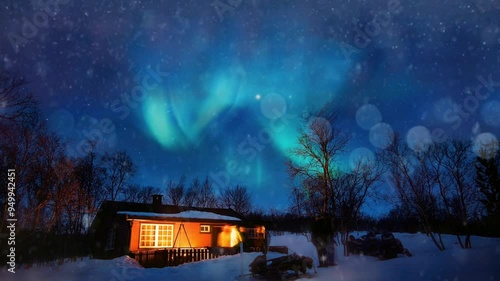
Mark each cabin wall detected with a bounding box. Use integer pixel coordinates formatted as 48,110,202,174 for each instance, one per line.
129,220,227,251
115,221,132,256
90,214,131,259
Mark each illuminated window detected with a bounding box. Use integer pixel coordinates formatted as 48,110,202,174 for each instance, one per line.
200,225,211,233
105,228,116,251
139,224,173,248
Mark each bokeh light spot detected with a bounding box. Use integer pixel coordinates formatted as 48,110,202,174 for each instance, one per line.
481,101,500,128
307,117,332,141
473,132,499,159
406,126,433,152
356,104,382,130
369,123,394,149
260,93,287,120
349,147,375,170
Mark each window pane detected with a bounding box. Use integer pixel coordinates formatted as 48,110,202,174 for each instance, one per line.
200,225,210,232
140,224,157,247
106,228,116,250
140,224,174,248
157,225,173,247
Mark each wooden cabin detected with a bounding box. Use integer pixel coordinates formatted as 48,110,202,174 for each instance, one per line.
90,195,266,262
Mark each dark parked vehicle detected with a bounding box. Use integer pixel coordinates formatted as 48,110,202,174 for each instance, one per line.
347,232,412,260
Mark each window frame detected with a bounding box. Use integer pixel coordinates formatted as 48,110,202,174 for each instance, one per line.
105,227,116,251
139,223,174,249
246,228,258,239
200,224,211,233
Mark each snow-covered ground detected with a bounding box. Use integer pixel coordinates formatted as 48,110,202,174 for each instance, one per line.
271,232,500,281
1,232,499,281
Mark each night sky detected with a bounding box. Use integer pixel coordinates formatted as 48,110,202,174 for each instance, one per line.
1,0,499,212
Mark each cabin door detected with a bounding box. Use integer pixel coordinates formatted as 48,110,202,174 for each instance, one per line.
211,226,222,247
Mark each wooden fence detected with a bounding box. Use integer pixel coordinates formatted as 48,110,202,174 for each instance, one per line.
131,248,220,268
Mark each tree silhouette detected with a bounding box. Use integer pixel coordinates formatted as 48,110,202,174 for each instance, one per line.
475,142,500,235
220,185,252,214
101,150,136,201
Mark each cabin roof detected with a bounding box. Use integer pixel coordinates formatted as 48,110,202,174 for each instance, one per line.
116,210,242,222
93,200,245,225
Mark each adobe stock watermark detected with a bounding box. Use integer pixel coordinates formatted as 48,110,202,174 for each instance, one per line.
7,0,72,53
173,6,191,35
475,0,500,13
431,73,500,144
107,64,168,120
6,169,17,274
57,63,168,176
50,115,115,184
211,0,244,22
209,93,297,190
340,0,402,63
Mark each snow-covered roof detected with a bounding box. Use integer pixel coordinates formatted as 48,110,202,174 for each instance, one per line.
117,210,241,222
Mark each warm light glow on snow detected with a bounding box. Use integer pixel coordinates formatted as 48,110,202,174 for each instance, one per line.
217,225,242,247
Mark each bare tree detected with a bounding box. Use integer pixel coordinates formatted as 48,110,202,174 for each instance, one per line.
0,103,69,232
196,177,218,208
220,185,252,214
124,185,162,203
183,177,200,207
73,143,106,233
0,106,43,229
475,142,500,235
139,186,162,203
182,177,217,208
286,110,350,266
378,135,446,251
123,184,141,203
52,157,87,235
429,140,480,248
286,111,350,216
298,177,325,217
0,112,86,234
101,150,136,201
23,131,67,231
165,177,185,206
288,183,311,217
48,156,95,235
335,159,383,256
0,73,40,230
0,72,36,124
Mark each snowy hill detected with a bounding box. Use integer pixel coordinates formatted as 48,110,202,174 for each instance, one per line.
1,232,499,281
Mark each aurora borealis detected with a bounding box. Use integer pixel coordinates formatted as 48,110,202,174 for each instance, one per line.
1,0,499,211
